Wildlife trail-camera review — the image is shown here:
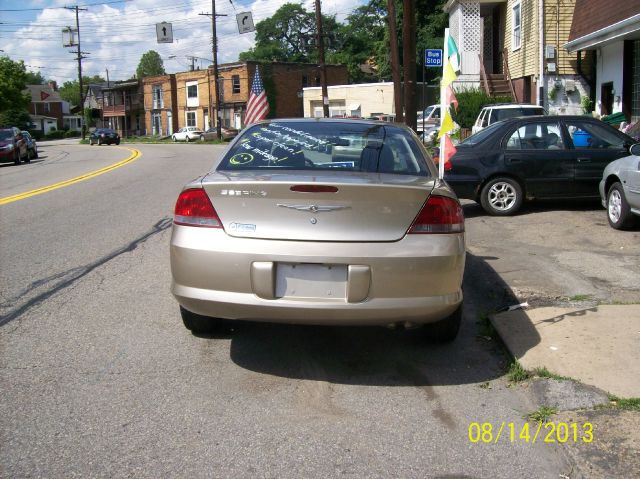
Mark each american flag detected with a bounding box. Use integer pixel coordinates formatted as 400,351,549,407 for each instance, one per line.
245,66,269,125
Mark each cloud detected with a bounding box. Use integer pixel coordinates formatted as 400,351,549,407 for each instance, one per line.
2,0,366,84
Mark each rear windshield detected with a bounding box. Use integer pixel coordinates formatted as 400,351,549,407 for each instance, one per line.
491,107,545,123
0,130,13,140
218,121,431,176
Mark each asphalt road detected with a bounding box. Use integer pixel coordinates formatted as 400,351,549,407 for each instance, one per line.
3,140,636,478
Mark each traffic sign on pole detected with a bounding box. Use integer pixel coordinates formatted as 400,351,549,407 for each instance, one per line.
236,12,255,34
425,49,443,68
156,22,173,43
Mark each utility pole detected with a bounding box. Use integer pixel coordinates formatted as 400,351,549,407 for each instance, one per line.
314,0,329,118
402,0,417,131
64,5,88,139
387,0,403,123
200,2,227,139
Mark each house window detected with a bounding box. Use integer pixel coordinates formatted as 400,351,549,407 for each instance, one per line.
187,83,198,99
512,1,521,50
153,85,163,109
43,103,50,114
186,81,199,107
186,111,196,127
232,75,240,94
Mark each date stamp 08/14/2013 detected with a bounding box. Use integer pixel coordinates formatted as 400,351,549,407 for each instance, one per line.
468,422,594,444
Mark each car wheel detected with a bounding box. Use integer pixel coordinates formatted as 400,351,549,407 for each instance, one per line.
115,140,120,145
185,135,191,142
98,139,102,146
180,306,231,335
480,177,523,216
172,136,177,142
200,134,204,141
607,182,638,230
422,304,462,342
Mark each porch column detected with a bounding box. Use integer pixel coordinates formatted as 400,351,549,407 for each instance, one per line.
449,1,482,80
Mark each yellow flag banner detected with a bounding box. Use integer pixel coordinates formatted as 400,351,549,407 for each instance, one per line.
441,62,457,88
438,108,454,139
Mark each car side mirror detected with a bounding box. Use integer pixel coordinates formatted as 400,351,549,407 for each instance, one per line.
630,143,640,157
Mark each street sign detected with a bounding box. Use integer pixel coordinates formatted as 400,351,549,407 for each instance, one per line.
156,22,173,44
236,12,255,34
425,49,443,68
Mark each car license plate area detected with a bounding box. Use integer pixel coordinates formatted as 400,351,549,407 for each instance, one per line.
275,263,347,299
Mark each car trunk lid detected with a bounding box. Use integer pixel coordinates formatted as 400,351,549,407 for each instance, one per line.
201,171,436,242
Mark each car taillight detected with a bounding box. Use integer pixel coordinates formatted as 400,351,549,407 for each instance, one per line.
408,195,464,234
174,188,222,228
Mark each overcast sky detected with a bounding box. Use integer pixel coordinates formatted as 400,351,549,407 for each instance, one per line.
1,0,365,85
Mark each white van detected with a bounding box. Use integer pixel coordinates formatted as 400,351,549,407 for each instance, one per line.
472,103,546,134
417,105,440,133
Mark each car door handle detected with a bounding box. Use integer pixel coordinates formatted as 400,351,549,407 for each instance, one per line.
576,157,591,163
506,158,522,164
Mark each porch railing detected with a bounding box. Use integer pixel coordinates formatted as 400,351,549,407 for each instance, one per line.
478,52,490,96
501,49,517,101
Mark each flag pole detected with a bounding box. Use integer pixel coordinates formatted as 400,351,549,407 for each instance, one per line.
439,28,450,180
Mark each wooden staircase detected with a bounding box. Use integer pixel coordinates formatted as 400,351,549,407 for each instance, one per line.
479,49,517,101
486,73,514,99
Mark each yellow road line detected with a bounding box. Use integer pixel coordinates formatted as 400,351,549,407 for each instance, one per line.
0,147,142,206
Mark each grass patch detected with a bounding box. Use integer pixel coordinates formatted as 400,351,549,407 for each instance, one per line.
527,405,557,423
607,396,640,411
569,294,592,301
507,361,530,382
533,367,574,381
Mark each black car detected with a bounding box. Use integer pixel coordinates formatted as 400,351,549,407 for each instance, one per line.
21,131,38,160
89,128,120,146
444,116,635,215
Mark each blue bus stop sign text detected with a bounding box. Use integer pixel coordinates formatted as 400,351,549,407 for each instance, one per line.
425,49,443,68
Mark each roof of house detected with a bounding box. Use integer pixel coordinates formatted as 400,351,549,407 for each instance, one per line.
567,0,640,49
25,85,62,103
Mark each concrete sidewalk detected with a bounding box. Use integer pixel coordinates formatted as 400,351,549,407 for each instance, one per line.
490,304,640,398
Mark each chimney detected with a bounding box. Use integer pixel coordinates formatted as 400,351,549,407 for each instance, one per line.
48,81,58,91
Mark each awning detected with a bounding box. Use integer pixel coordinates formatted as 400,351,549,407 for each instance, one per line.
348,103,361,111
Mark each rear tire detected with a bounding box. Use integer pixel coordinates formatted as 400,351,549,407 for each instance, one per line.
607,182,638,230
180,306,232,335
422,304,462,342
480,177,523,216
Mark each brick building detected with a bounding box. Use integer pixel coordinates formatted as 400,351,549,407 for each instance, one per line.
142,61,348,136
25,82,65,133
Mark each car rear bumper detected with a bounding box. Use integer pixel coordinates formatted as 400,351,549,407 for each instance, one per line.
170,225,465,326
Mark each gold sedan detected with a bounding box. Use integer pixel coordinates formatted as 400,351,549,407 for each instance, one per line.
170,119,466,341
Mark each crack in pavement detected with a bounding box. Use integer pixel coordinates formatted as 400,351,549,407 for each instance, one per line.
0,217,172,327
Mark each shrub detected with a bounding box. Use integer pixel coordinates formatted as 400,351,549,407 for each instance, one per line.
44,130,65,140
29,130,44,141
450,88,512,129
64,130,80,138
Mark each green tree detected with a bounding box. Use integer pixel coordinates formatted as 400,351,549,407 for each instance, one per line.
24,70,46,85
238,0,450,84
239,3,340,63
0,57,31,113
136,50,165,79
326,0,388,82
59,75,106,107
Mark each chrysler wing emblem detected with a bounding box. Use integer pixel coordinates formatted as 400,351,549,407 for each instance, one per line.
277,203,351,213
